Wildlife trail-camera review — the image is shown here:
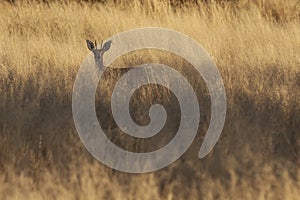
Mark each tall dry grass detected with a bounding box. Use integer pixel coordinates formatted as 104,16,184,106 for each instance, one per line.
0,0,299,199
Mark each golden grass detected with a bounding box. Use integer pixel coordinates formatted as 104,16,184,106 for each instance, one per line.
0,0,299,199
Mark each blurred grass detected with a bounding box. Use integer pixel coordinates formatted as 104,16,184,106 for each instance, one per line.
0,0,299,199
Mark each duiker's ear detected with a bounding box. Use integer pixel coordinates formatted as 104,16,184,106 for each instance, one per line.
103,40,112,52
86,40,95,51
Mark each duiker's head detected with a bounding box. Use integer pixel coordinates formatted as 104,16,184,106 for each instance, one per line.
86,39,112,66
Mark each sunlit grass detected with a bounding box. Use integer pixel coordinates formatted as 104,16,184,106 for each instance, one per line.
0,0,299,199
